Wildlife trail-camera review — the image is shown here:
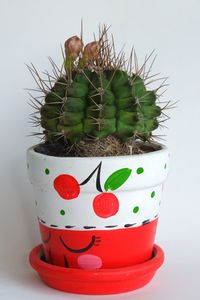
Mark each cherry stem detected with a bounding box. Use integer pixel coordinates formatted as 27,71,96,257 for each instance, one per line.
79,162,103,192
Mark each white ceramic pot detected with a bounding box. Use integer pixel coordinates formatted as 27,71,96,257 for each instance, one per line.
27,144,169,269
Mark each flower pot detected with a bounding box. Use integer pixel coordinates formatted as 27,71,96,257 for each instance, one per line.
27,144,169,293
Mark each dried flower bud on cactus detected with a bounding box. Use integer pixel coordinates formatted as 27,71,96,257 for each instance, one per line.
83,41,99,61
64,36,83,60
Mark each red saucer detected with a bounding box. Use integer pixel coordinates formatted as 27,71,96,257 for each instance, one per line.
29,244,164,295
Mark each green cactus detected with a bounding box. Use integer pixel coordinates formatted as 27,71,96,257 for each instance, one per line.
28,26,170,155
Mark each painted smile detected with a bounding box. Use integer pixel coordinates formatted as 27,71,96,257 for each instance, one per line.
59,235,99,253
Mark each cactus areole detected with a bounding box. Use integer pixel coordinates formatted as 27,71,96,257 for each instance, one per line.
27,26,171,294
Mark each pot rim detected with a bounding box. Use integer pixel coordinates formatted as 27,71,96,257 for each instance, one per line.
27,142,168,161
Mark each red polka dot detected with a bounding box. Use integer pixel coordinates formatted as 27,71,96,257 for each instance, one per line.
54,174,80,200
93,192,119,218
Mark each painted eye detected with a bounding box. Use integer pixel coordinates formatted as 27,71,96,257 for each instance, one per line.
93,192,119,218
54,174,80,200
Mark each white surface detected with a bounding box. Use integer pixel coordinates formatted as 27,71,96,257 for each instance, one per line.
0,0,200,299
27,145,168,230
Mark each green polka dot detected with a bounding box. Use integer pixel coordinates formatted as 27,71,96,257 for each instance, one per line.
151,191,155,198
60,209,65,216
27,163,29,169
136,167,144,174
133,206,139,213
164,163,167,169
45,168,50,175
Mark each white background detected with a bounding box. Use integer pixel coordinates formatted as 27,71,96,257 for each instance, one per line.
0,0,200,299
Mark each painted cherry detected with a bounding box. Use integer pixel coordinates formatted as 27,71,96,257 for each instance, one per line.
93,192,119,218
54,174,80,200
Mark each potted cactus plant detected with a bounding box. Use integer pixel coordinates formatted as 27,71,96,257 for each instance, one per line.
27,25,170,295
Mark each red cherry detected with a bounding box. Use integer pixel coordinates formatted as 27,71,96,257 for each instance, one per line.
93,192,119,218
54,174,80,200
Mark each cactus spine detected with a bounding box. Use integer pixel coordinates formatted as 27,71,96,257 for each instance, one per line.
28,26,170,155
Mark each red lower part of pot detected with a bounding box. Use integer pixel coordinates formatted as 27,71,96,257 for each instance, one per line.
39,218,158,269
29,243,164,294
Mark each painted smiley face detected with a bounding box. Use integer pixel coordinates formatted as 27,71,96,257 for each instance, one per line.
39,219,158,269
41,226,102,269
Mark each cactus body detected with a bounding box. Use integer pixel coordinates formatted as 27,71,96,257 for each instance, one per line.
41,69,161,142
29,27,168,152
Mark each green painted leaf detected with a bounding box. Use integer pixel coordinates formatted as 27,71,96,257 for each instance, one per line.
104,168,132,191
